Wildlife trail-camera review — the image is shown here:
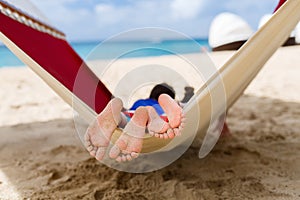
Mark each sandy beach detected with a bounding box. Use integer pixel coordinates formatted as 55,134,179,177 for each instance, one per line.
0,46,299,199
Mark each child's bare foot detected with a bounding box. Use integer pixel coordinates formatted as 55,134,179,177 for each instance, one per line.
84,98,123,161
146,106,175,139
109,107,147,162
158,94,185,136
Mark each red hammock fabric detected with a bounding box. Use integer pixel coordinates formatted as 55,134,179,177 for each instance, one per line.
274,0,287,13
0,1,112,114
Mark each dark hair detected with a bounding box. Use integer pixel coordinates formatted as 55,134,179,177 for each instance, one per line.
149,83,175,101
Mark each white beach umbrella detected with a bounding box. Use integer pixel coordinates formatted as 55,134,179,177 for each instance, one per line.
209,12,254,49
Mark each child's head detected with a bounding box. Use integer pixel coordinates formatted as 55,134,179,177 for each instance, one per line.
149,83,175,101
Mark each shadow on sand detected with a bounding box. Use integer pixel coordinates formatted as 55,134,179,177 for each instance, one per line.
0,95,299,199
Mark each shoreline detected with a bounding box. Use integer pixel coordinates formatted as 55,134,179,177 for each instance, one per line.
1,46,299,126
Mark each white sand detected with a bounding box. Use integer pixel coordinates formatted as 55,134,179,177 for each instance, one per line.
0,46,299,199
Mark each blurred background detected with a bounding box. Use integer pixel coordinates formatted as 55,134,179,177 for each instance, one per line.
0,0,279,66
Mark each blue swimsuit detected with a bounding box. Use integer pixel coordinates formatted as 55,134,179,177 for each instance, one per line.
129,98,164,115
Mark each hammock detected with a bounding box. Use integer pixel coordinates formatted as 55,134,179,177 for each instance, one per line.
1,0,300,159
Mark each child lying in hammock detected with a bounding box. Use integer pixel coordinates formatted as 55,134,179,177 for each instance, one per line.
84,84,193,163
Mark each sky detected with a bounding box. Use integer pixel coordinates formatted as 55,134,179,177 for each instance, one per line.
29,0,279,42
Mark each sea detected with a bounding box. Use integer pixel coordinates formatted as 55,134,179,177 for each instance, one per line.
0,38,209,68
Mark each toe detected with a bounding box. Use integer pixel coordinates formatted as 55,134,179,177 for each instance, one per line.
126,154,132,161
116,156,122,162
95,147,106,161
121,155,127,162
167,129,175,138
159,134,164,139
179,125,184,131
131,152,139,159
87,145,94,152
164,133,169,139
149,131,155,136
174,128,181,136
109,145,121,159
85,141,91,146
90,147,97,157
179,123,184,129
155,133,160,138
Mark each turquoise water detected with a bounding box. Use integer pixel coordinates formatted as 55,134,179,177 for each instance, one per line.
0,39,209,67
